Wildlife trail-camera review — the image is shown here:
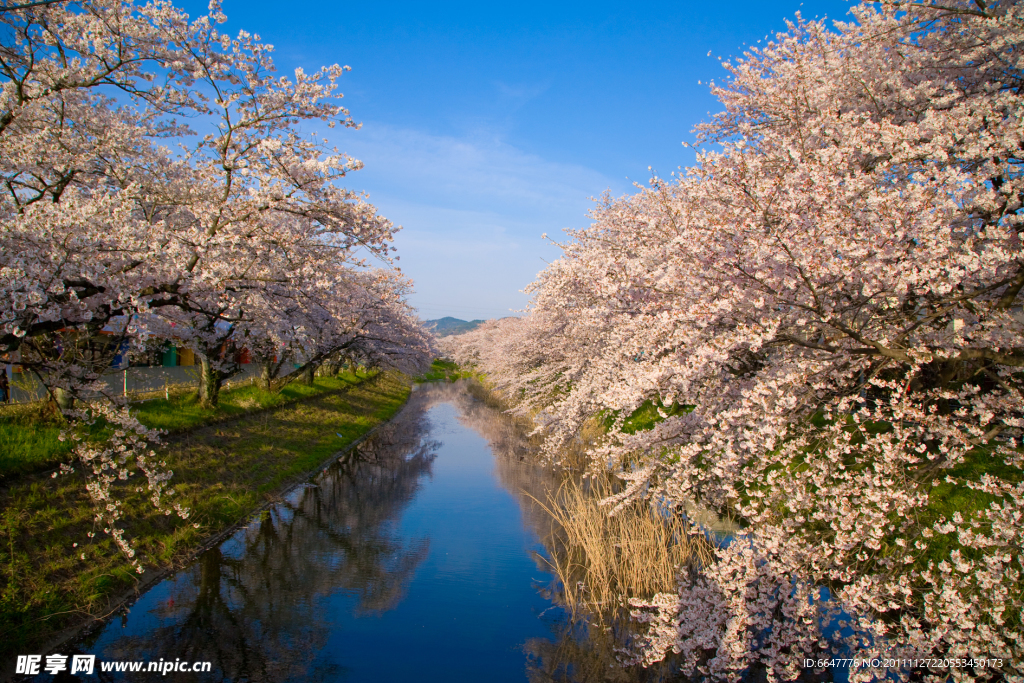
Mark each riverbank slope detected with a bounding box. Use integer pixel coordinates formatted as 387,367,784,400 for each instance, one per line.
0,371,411,661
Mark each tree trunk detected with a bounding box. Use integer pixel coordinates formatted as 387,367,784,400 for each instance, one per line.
300,363,315,386
198,355,222,408
52,387,74,411
259,360,274,391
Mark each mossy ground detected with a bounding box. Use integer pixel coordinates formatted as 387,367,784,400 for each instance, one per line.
0,370,410,660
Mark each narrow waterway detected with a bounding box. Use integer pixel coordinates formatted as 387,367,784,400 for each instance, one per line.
54,381,592,682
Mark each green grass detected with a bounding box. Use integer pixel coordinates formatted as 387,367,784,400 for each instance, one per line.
0,405,72,478
132,367,367,432
415,358,472,383
911,444,1022,567
0,371,411,660
0,369,369,479
595,399,693,436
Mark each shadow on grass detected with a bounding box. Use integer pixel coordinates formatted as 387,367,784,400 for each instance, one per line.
0,371,411,661
0,370,368,480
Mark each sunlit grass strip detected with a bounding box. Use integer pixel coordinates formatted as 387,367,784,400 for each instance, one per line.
132,367,368,432
0,371,411,661
0,369,369,479
414,358,480,384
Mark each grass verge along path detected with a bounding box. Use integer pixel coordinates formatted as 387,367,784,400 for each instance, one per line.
0,368,370,479
0,371,411,661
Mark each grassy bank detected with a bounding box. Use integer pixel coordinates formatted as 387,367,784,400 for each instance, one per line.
0,370,411,659
0,368,370,479
415,358,476,383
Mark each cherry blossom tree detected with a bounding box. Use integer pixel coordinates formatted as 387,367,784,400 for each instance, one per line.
0,0,224,570
127,13,400,407
246,266,434,391
451,2,1024,680
1,0,426,568
1,0,194,389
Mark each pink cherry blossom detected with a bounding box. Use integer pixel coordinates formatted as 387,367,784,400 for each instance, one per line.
448,2,1024,680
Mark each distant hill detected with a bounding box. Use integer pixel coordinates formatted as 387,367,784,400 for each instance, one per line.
425,317,486,337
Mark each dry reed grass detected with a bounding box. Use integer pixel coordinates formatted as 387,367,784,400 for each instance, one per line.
533,477,716,620
465,378,719,622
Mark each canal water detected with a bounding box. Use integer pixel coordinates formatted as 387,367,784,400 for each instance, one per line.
51,381,600,682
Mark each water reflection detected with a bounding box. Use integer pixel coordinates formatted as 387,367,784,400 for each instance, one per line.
444,382,694,683
76,394,439,682
49,381,696,683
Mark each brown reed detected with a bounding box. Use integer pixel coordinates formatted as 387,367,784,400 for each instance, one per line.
532,477,715,620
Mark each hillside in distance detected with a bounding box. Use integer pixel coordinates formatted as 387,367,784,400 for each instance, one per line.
425,317,486,337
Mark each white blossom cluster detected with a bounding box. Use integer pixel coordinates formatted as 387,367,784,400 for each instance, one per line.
446,2,1023,680
1,0,432,565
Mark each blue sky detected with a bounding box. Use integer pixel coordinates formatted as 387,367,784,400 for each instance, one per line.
182,0,852,320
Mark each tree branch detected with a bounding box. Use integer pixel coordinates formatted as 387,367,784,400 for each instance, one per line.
0,0,70,12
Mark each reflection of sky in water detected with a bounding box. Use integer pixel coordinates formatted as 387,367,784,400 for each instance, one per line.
318,403,558,681
51,384,564,683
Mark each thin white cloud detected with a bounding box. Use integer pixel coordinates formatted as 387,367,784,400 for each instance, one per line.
494,79,551,107
341,122,621,216
323,123,628,320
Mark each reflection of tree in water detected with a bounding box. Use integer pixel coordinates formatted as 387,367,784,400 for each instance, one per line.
436,380,690,683
521,622,693,683
98,399,439,683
